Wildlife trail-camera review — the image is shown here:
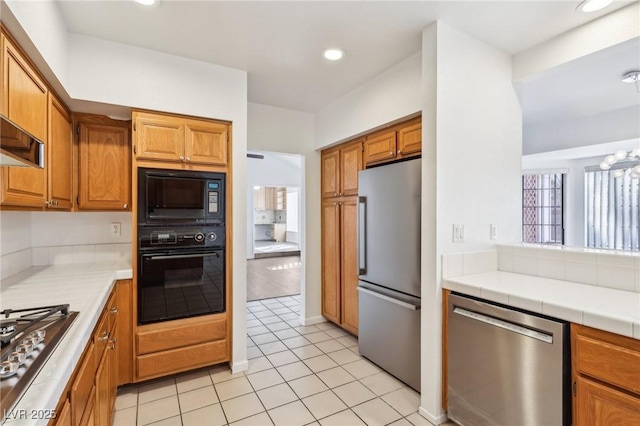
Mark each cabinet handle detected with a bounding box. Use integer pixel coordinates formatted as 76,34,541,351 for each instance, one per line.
339,192,342,196
398,150,402,155
109,338,117,350
97,331,109,342
180,155,185,160
334,192,338,196
110,307,119,314
333,202,337,206
45,200,51,207
123,204,128,209
186,157,191,162
389,151,394,157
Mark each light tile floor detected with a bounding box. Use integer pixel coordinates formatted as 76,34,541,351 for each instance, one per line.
114,295,452,426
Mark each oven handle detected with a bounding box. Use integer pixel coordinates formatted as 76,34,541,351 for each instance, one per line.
145,252,220,261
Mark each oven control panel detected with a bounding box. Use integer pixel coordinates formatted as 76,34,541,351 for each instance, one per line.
139,226,225,249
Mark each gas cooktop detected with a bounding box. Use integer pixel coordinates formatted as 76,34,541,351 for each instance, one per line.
0,305,78,414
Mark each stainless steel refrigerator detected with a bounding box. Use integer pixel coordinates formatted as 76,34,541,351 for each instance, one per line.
357,158,421,391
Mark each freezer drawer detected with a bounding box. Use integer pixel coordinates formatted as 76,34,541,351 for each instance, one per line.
358,283,421,391
447,293,570,426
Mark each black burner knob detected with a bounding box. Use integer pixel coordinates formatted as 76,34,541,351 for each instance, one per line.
194,232,205,243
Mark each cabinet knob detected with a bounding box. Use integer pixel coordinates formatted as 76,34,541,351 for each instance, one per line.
186,157,191,162
398,150,403,155
389,151,394,157
123,203,128,209
334,192,338,196
97,331,109,342
339,192,343,196
180,155,185,160
333,202,337,206
110,307,119,314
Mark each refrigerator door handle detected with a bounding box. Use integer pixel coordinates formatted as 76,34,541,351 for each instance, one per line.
358,287,420,311
358,196,367,275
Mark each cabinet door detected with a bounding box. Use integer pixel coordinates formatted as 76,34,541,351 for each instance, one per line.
321,200,341,324
134,114,184,162
397,122,422,158
94,350,109,426
364,131,396,166
54,397,72,426
322,150,340,198
254,187,266,211
78,122,130,210
116,280,133,386
265,187,277,210
184,121,228,165
575,376,640,425
1,156,47,207
340,198,359,335
47,94,73,210
340,141,362,197
1,34,48,141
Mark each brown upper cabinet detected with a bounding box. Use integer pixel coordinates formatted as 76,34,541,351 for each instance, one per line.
133,110,228,166
363,117,422,166
76,115,131,211
47,94,73,210
321,139,363,199
1,32,48,142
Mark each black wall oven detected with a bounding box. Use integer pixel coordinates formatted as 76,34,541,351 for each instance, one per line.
137,168,226,325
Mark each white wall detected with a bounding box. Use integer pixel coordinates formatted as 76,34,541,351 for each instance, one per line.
286,188,299,243
314,52,422,149
0,212,32,280
246,152,302,258
247,103,322,324
419,21,523,423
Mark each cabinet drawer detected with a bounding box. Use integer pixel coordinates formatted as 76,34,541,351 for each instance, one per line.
93,311,110,357
70,342,95,426
137,318,226,355
137,340,227,381
574,325,640,396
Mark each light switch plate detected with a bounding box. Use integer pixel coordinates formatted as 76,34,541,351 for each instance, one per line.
453,224,465,243
490,224,498,240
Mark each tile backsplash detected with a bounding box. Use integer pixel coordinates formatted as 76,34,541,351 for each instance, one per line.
1,211,133,280
254,209,286,224
442,245,640,294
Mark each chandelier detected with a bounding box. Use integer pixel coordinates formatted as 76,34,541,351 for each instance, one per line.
599,147,640,179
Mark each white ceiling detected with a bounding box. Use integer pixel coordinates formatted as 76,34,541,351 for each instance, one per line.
56,0,635,113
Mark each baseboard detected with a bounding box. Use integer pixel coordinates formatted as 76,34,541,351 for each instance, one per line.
418,407,448,425
231,359,249,373
299,315,326,326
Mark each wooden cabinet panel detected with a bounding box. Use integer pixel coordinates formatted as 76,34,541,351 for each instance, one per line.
137,317,226,355
78,120,130,210
116,280,132,386
70,342,96,426
185,121,228,165
321,150,339,198
1,34,48,141
397,122,422,158
94,350,109,426
575,334,640,395
1,161,47,207
576,376,640,426
340,141,362,197
321,200,341,323
364,131,396,166
135,114,184,162
137,340,227,381
48,93,73,210
340,198,358,335
55,398,72,426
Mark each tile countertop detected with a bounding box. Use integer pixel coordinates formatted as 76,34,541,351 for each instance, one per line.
0,262,132,425
443,271,640,340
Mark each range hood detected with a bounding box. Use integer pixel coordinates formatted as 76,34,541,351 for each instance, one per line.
0,116,44,168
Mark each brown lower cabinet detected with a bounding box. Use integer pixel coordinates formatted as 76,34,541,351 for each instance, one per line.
572,324,640,425
52,280,131,426
321,197,358,335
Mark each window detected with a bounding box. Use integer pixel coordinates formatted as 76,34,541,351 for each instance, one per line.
585,164,640,251
522,173,564,244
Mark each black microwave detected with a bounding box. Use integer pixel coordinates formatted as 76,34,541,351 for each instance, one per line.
138,168,225,225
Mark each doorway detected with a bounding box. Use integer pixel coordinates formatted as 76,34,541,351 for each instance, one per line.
246,151,303,302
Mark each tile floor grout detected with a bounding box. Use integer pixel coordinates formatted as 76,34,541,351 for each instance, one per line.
114,294,440,426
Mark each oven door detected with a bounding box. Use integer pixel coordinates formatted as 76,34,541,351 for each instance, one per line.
138,248,225,325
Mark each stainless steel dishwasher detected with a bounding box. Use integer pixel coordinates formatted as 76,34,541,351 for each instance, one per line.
447,293,571,426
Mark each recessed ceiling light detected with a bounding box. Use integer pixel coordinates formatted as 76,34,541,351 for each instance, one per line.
576,0,613,12
134,0,158,6
323,48,344,61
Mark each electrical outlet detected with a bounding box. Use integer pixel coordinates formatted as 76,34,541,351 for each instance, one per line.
111,222,121,237
453,224,465,243
490,224,498,240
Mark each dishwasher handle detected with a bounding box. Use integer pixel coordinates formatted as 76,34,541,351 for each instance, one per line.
452,306,553,344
